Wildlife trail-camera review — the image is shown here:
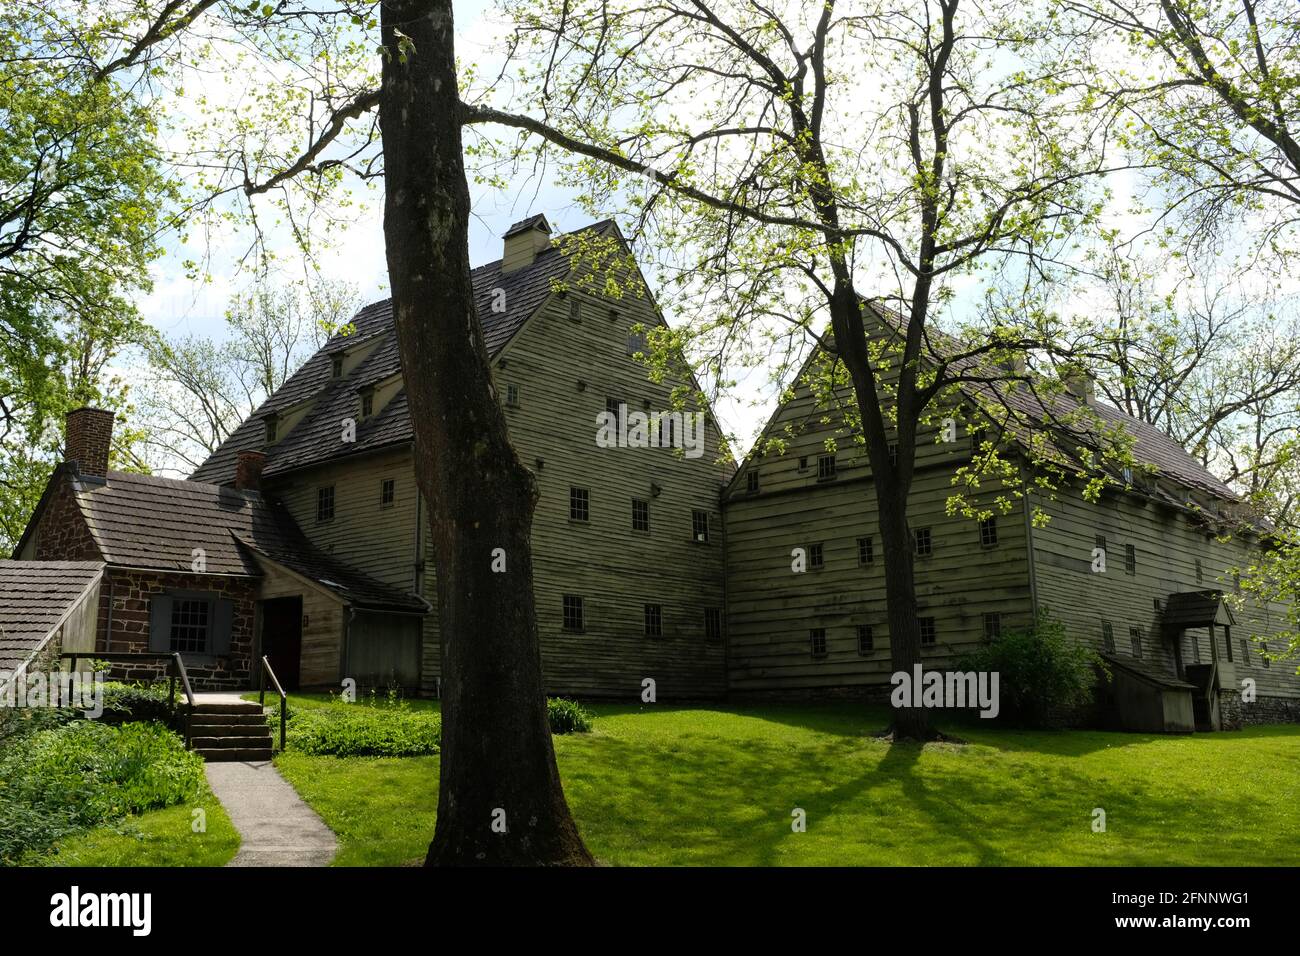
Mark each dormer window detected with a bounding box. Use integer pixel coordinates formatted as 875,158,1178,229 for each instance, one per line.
331,354,344,378
264,415,278,443
360,390,374,418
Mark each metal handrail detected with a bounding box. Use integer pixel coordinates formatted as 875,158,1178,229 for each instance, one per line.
260,656,288,752
61,651,197,750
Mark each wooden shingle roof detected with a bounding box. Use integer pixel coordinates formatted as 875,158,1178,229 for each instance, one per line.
191,219,616,485
0,560,103,674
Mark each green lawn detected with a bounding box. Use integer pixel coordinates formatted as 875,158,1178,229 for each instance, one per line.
26,786,240,867
269,699,1300,866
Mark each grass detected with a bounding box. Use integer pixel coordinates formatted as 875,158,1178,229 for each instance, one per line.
25,786,240,867
268,697,1300,867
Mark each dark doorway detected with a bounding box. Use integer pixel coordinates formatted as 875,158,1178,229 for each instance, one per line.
261,596,303,691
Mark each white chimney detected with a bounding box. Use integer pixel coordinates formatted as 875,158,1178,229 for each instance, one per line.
501,215,552,273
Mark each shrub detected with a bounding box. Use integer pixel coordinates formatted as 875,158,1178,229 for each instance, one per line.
547,697,594,735
283,698,441,757
957,613,1105,728
98,682,174,724
0,720,205,864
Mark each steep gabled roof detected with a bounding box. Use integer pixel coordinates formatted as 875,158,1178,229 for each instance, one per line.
191,219,618,485
0,560,103,675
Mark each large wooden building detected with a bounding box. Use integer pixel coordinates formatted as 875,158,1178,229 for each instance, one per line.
10,217,1299,728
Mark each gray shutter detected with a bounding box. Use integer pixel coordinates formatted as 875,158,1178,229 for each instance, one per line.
210,598,234,656
149,595,174,652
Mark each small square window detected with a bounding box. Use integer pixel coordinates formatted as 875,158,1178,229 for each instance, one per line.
1101,621,1115,653
809,628,827,658
746,470,759,494
808,543,824,570
692,509,710,543
626,330,647,356
361,391,374,418
1129,625,1143,658
317,486,335,522
817,455,836,481
705,609,723,643
1095,534,1107,553
170,598,211,654
798,456,808,471
856,624,873,655
919,617,937,645
632,498,650,532
1125,544,1136,575
569,298,582,323
505,384,520,408
644,604,663,637
914,527,933,557
569,487,590,522
983,612,1001,640
979,516,998,547
604,397,623,428
857,536,873,566
380,478,395,508
562,595,585,632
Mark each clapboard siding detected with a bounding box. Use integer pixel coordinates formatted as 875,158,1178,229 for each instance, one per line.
419,282,731,699
254,559,345,687
1030,486,1300,700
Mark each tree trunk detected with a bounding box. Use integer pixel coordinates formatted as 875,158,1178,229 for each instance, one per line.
378,0,593,866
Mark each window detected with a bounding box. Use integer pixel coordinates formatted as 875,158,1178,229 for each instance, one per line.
331,354,344,378
1101,621,1115,653
361,391,374,418
919,617,937,645
817,455,837,481
1263,642,1271,668
857,536,874,566
857,625,874,655
808,543,824,570
569,298,582,323
798,456,809,471
1124,544,1136,575
1153,597,1164,612
264,417,278,443
1129,626,1143,658
1095,533,1107,555
1241,639,1250,666
746,470,760,494
569,487,590,522
644,604,663,637
658,414,676,447
979,516,998,547
1195,557,1203,585
169,598,210,654
1223,625,1234,662
626,330,647,356
809,628,828,658
632,498,650,532
705,609,723,643
888,442,899,469
604,396,624,428
562,595,585,632
1192,633,1201,663
317,486,335,522
1233,571,1241,594
692,509,710,543
970,426,987,453
380,478,396,508
505,384,520,408
914,527,933,557
983,612,1002,640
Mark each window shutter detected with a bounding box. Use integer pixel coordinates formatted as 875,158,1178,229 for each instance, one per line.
149,595,174,652
211,598,234,656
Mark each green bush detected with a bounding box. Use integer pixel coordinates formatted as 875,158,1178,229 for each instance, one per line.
0,720,205,864
957,613,1105,728
99,682,174,724
283,698,441,757
547,697,594,734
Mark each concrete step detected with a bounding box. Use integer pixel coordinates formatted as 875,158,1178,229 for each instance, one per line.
187,712,267,726
191,701,265,716
190,724,272,738
197,747,275,762
191,734,274,749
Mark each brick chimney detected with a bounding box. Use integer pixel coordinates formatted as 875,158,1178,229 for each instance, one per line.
501,214,552,273
65,407,114,479
235,450,267,491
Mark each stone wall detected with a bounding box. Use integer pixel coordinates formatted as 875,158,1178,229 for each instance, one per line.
97,569,256,691
32,477,101,562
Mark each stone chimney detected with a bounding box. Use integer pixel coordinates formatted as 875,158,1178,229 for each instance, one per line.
1062,367,1096,404
65,407,114,479
235,450,267,491
501,214,552,273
